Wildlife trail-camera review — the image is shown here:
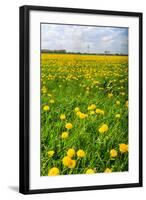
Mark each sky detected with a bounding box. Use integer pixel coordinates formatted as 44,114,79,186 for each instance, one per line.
41,24,128,54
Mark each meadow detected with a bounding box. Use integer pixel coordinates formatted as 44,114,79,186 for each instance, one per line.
40,53,128,176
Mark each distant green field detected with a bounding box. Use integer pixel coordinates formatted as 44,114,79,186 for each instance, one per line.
40,53,128,176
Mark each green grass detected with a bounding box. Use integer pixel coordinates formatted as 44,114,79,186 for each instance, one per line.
40,54,128,176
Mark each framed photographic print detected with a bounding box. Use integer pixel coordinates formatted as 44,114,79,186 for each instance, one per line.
19,5,143,194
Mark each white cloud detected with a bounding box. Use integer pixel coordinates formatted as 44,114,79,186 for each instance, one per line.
41,24,128,54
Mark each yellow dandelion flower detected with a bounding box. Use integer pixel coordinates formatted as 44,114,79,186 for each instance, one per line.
94,80,99,84
95,109,104,115
79,112,87,119
77,149,85,158
61,132,69,139
76,111,81,116
119,143,128,153
116,101,120,105
110,149,118,158
65,123,73,129
48,167,59,176
120,92,125,96
95,109,101,114
104,168,112,173
62,156,76,168
60,114,66,120
115,114,121,118
48,150,54,157
74,107,80,112
48,93,52,97
98,124,108,133
87,104,96,110
43,105,50,111
90,111,95,115
42,87,47,94
126,100,128,107
67,148,75,158
100,110,104,115
68,159,76,169
108,93,113,98
49,99,55,104
86,169,95,174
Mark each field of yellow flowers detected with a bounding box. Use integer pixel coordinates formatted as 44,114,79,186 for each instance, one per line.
41,53,128,176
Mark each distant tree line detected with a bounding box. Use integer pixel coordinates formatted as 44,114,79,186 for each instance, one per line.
41,49,128,56
41,49,67,54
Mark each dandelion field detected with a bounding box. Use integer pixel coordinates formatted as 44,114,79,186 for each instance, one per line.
41,53,128,176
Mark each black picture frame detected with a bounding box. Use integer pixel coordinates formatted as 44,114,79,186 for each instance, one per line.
19,5,143,194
